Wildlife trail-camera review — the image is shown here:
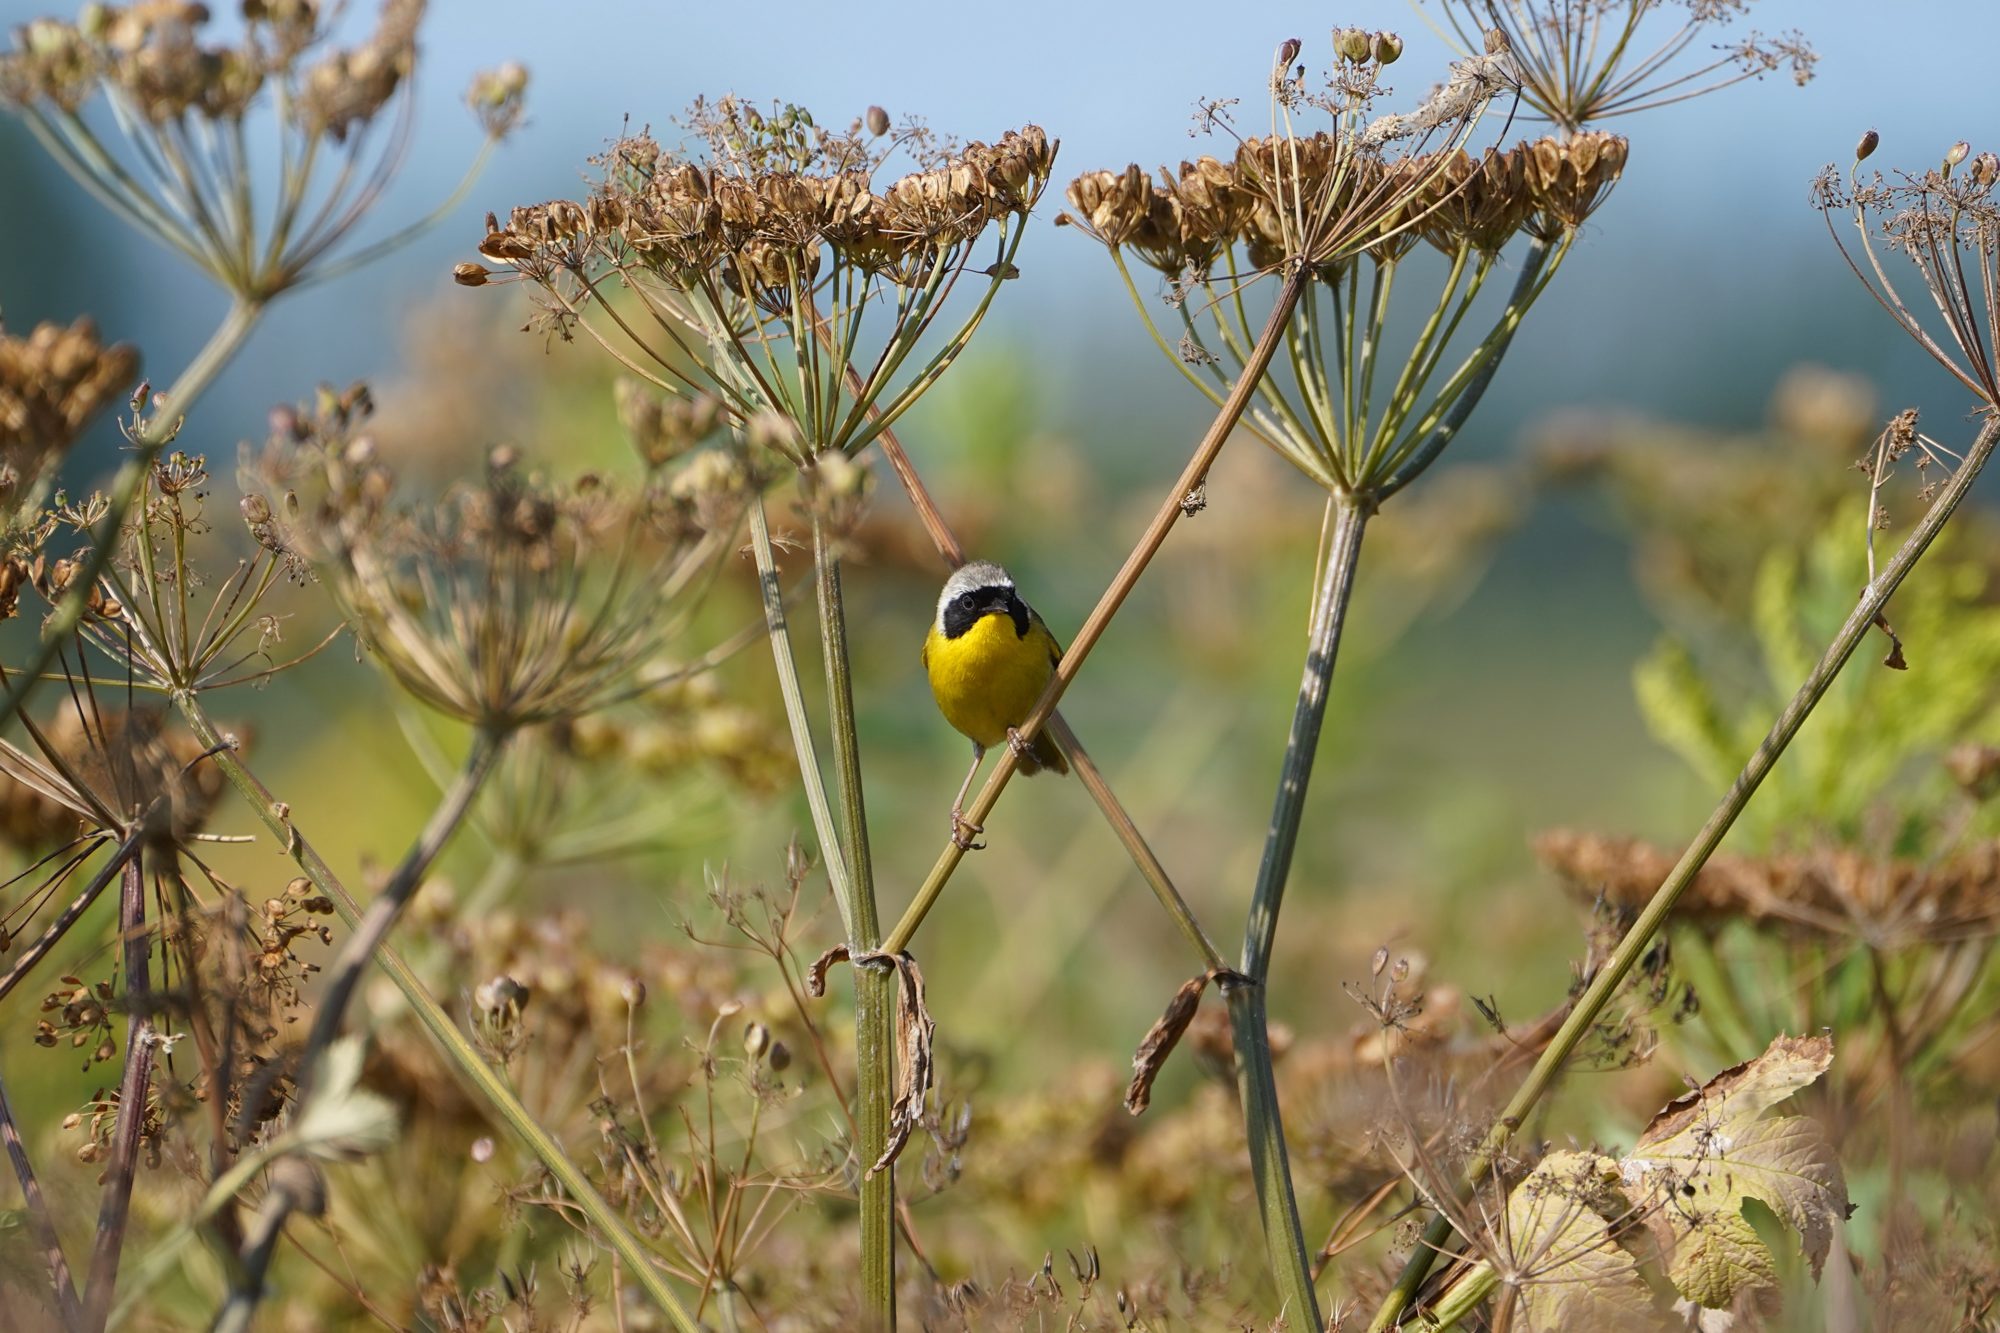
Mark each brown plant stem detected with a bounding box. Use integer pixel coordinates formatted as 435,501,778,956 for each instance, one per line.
0,1063,83,1329
0,836,135,1004
215,729,505,1329
882,266,1311,955
81,849,152,1333
1367,412,2000,1332
165,697,703,1332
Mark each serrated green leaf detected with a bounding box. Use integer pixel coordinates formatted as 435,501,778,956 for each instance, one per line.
1667,1209,1776,1308
1623,1034,1848,1311
1750,546,1815,698
1634,638,1737,789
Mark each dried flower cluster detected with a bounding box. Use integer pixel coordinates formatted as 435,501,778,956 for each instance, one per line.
1064,132,1627,278
0,0,419,128
0,705,225,853
458,98,1055,463
1428,0,1815,131
471,126,1052,295
1816,137,2000,410
250,384,752,729
1537,828,2000,947
2,0,521,298
0,318,138,514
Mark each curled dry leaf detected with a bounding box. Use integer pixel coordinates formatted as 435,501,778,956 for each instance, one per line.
1124,972,1214,1115
870,952,936,1178
805,943,851,998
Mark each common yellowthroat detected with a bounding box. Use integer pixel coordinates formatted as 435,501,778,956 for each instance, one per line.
921,561,1068,848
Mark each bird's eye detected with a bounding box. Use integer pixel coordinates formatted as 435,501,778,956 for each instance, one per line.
957,592,978,610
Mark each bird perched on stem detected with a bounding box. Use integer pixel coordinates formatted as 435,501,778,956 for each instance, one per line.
921,561,1068,848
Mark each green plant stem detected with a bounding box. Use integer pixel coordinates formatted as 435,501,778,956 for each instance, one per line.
215,730,505,1331
0,299,263,724
805,500,895,1328
1366,412,2000,1332
882,267,1311,955
168,696,703,1333
1227,494,1370,1331
82,849,152,1333
746,496,854,920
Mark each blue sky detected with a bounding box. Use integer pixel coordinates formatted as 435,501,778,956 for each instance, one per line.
4,0,1998,448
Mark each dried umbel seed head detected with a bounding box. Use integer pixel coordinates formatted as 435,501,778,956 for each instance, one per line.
466,61,527,139
614,380,722,468
293,0,421,143
0,317,140,494
1333,27,1374,63
1419,147,1532,255
1062,166,1153,248
1518,131,1629,234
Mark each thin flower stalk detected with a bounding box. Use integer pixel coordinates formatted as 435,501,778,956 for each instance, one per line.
1421,0,1815,132
79,849,151,1332
1225,494,1369,1326
165,695,704,1333
1366,413,2000,1331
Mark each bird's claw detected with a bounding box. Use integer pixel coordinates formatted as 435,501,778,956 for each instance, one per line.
1005,726,1036,761
949,808,985,852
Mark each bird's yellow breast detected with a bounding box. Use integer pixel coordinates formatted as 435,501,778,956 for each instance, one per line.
922,611,1059,750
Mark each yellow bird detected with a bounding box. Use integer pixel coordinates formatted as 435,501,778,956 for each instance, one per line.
921,561,1068,848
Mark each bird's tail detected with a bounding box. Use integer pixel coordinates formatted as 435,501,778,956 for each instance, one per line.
1017,726,1069,777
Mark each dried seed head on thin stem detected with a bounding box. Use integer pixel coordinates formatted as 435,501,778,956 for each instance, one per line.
463,98,1055,465
248,385,749,731
1425,0,1815,132
1815,136,2000,411
2,0,521,301
0,318,139,521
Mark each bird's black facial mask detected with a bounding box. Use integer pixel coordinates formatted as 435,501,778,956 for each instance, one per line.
942,584,1030,639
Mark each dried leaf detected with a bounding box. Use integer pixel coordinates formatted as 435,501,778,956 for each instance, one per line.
806,943,851,998
1124,973,1211,1115
1624,1033,1847,1309
868,953,935,1178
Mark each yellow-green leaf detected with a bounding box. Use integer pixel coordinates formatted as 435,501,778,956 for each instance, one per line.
1624,1033,1848,1310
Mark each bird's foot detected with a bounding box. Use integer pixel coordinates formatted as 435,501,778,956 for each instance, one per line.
1005,726,1037,762
949,807,985,852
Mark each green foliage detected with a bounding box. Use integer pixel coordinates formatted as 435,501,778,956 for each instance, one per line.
1636,498,2000,850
